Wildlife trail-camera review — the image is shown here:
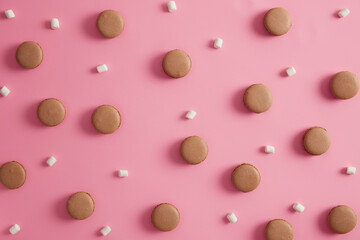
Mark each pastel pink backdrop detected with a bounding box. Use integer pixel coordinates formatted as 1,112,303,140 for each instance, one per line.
1,0,360,239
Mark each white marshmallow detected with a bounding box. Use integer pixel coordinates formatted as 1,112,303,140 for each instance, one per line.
51,18,60,29
168,1,177,12
214,38,223,49
265,145,275,153
118,170,128,177
47,156,57,166
0,86,10,97
338,8,350,18
97,64,108,73
347,166,356,175
9,224,20,234
286,67,296,77
100,225,111,236
185,110,197,119
227,212,237,223
293,202,305,213
5,10,15,19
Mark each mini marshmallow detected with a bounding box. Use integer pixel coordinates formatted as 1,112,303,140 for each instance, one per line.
46,156,57,167
118,170,128,177
97,64,108,73
0,86,10,97
5,10,15,19
265,145,275,153
347,166,356,175
185,110,197,119
293,202,305,213
338,8,350,18
168,1,177,12
100,225,111,236
9,224,20,235
227,212,237,223
214,38,223,49
51,18,60,29
286,67,296,77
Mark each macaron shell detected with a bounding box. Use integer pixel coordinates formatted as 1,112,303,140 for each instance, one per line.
151,203,180,232
264,8,292,36
37,98,66,126
302,127,331,155
328,205,357,234
91,105,121,134
330,71,359,99
16,41,43,69
180,136,208,164
96,10,124,38
162,49,192,78
243,84,273,113
231,163,261,192
66,192,95,220
265,219,294,240
0,161,26,189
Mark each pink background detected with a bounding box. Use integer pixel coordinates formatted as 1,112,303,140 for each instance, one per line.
1,0,360,239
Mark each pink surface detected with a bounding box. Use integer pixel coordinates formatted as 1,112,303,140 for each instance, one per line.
1,0,360,239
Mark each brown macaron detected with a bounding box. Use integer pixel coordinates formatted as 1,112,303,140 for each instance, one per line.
231,163,261,192
37,98,66,126
330,71,359,99
66,192,95,220
302,126,331,155
0,161,26,189
96,10,124,38
180,136,208,164
16,41,43,69
162,49,192,78
265,219,294,240
328,205,357,234
91,105,121,134
243,84,273,113
264,8,292,36
151,203,180,232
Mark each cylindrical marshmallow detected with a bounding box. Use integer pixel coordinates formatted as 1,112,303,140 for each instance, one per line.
5,10,15,19
9,224,20,234
347,166,356,175
97,64,108,73
168,1,177,12
338,8,350,18
51,18,60,29
100,225,111,236
1,86,11,97
227,212,237,223
118,170,128,177
185,110,197,119
265,145,275,153
214,38,223,49
47,156,57,166
286,66,296,77
293,202,305,213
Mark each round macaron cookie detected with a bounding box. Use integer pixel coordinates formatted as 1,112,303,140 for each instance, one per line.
265,219,294,240
37,98,66,126
302,126,331,155
263,8,292,36
162,49,192,78
330,71,359,99
151,203,180,232
96,10,124,38
66,192,95,220
231,163,261,192
16,41,43,69
243,84,273,113
180,136,208,164
0,161,26,189
328,205,357,234
91,105,121,134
